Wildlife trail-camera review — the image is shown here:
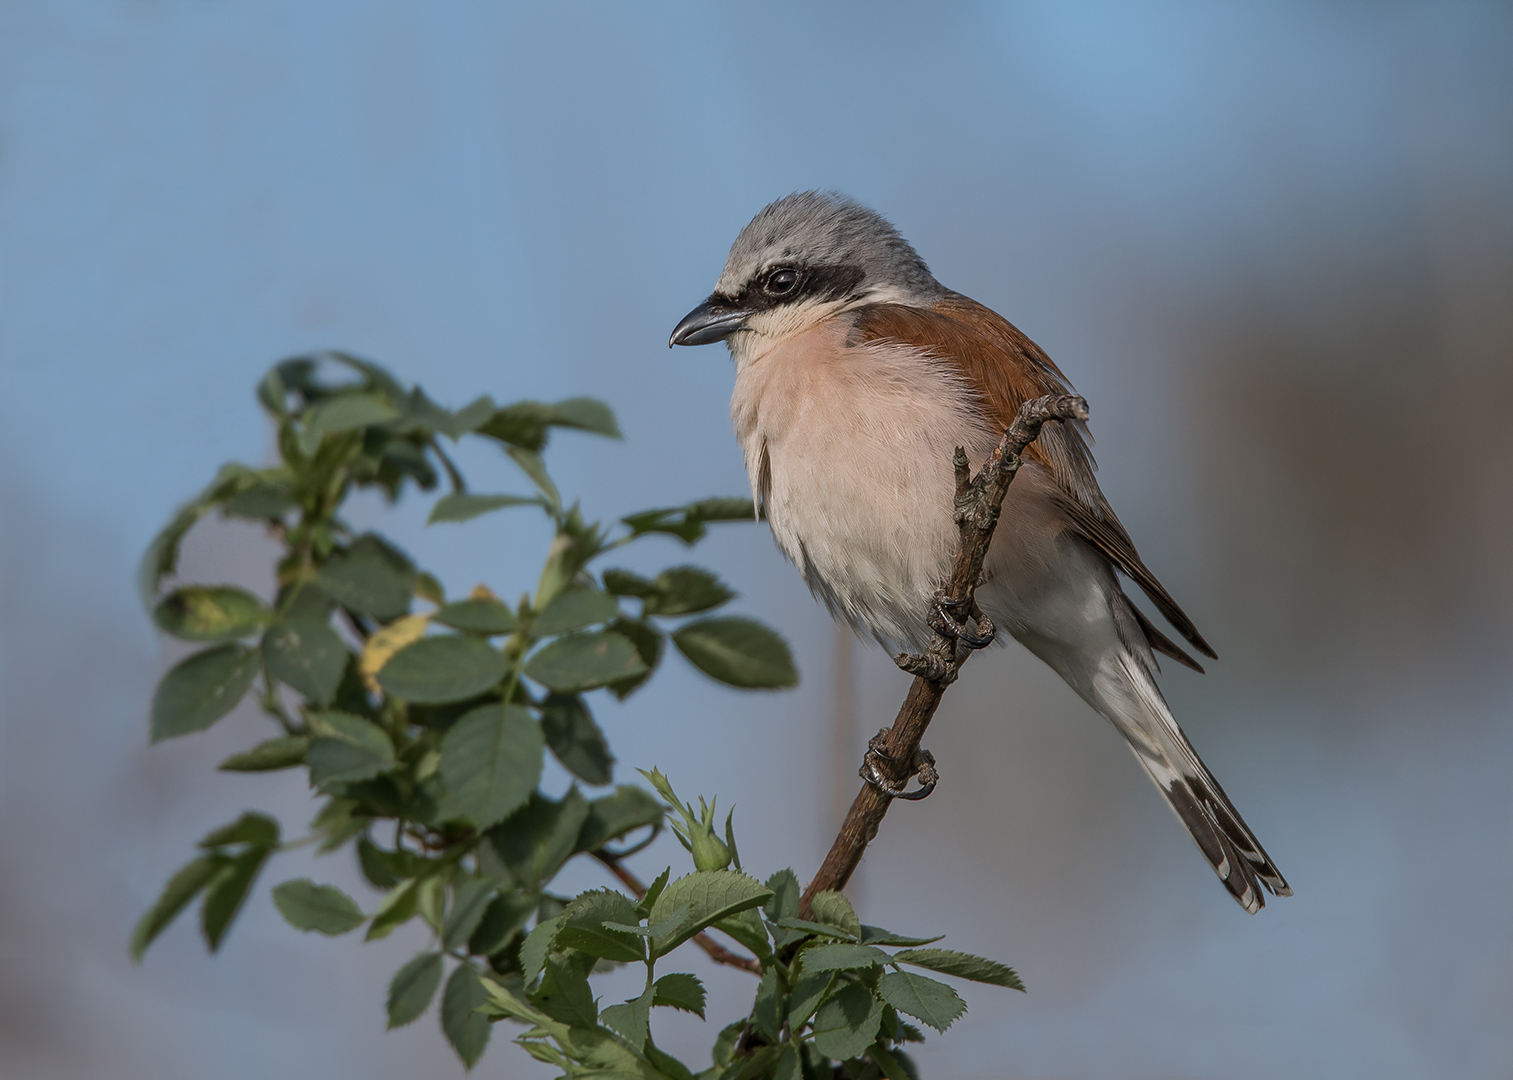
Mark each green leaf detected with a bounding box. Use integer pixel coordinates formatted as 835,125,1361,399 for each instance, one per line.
599,985,653,1049
540,694,613,785
869,1044,913,1080
765,869,800,921
892,948,1024,990
313,535,415,620
536,588,620,635
651,972,705,1018
605,618,663,699
443,394,497,438
523,631,648,693
799,942,891,973
549,397,620,438
507,447,559,507
714,907,770,960
223,479,297,521
810,890,862,939
138,463,258,607
601,568,655,597
271,878,365,935
441,964,492,1070
202,845,273,951
752,966,783,1041
377,634,508,704
262,616,348,704
774,917,854,940
647,870,773,958
433,597,518,635
774,1046,802,1080
150,644,260,742
519,916,561,984
427,493,540,525
387,951,444,1029
199,811,280,849
366,879,420,941
641,567,735,617
810,981,884,1062
443,877,498,952
533,955,598,1028
131,855,222,961
785,971,835,1028
860,926,946,947
877,970,967,1033
153,586,271,642
478,398,619,451
306,711,396,785
217,735,309,772
554,890,644,962
576,785,664,852
486,789,592,889
440,704,544,828
619,497,758,545
468,893,536,956
672,617,798,689
307,392,399,436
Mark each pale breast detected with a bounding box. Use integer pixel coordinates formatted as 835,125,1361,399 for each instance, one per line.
729,319,998,648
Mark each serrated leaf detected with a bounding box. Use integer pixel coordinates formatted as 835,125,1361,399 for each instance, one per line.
313,535,415,620
601,568,655,597
377,634,508,704
131,855,222,961
428,493,540,525
442,964,492,1069
443,877,498,952
647,870,772,958
149,644,260,742
201,844,273,951
217,735,308,772
439,704,544,828
765,869,800,921
752,966,783,1041
271,878,365,935
523,630,647,693
892,948,1024,990
536,588,620,635
869,1044,912,1080
468,892,536,956
774,916,854,940
224,478,297,521
859,926,946,947
600,985,653,1049
809,981,883,1062
799,942,891,973
672,617,797,689
714,906,770,960
199,811,280,849
540,693,613,785
554,890,644,962
366,879,420,941
786,970,835,1028
810,890,861,939
519,916,561,984
774,1046,802,1080
387,952,444,1029
443,394,496,438
642,567,735,617
533,955,597,1027
262,616,348,704
153,586,271,642
433,597,518,635
306,711,396,786
549,396,620,438
506,447,559,507
877,970,967,1033
646,972,704,1019
605,618,662,699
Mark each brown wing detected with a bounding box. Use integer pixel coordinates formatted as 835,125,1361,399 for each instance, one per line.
849,293,1216,663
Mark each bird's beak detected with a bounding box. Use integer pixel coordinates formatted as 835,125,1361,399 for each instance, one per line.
669,297,751,347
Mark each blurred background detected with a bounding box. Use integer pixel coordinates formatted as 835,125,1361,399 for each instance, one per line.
2,3,1510,1078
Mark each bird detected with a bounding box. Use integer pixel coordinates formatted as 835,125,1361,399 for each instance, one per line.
669,191,1290,914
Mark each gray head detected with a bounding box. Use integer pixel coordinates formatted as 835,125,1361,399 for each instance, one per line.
670,191,945,350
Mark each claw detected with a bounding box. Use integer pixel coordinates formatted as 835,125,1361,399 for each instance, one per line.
929,592,996,649
858,735,939,801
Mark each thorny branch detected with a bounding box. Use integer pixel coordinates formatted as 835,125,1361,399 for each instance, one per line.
800,393,1090,916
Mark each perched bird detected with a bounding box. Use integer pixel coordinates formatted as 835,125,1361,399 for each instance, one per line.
670,191,1290,913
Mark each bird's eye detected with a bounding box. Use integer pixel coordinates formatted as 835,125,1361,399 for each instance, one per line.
765,268,799,295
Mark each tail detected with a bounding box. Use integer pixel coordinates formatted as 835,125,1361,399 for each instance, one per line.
1105,653,1292,914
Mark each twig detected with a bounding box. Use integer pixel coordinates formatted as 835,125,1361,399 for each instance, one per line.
592,851,763,975
800,394,1089,915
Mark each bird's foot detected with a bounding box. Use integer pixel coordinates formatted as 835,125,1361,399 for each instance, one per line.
859,730,939,801
928,592,995,649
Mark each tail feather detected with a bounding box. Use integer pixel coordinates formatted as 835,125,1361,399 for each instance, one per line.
1113,655,1292,913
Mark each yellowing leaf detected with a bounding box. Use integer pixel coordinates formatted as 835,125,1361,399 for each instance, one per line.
360,613,431,694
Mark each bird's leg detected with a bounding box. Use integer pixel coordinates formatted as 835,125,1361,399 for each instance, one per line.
929,591,996,649
859,730,939,801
